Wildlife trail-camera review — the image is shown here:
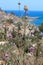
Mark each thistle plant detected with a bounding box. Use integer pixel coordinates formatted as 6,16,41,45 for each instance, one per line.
23,6,28,41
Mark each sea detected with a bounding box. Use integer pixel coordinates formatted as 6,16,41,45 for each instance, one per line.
5,10,43,26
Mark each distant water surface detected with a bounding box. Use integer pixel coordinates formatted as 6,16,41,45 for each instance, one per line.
5,10,43,26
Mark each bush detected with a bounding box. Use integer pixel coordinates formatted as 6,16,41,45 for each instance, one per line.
39,23,43,32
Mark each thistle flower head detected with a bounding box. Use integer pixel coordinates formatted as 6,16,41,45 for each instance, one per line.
4,53,9,59
29,47,35,52
7,33,13,39
24,5,28,11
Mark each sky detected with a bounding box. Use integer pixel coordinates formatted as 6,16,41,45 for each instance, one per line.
0,0,43,11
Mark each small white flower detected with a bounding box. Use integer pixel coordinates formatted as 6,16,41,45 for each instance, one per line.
32,44,36,47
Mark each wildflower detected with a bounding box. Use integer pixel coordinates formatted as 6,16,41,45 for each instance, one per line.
31,30,34,35
29,47,35,52
7,33,13,39
32,34,34,37
4,53,9,59
26,53,32,57
13,43,16,45
40,32,43,37
32,44,36,47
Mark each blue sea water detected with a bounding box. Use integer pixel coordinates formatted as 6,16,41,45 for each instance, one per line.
5,10,43,26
